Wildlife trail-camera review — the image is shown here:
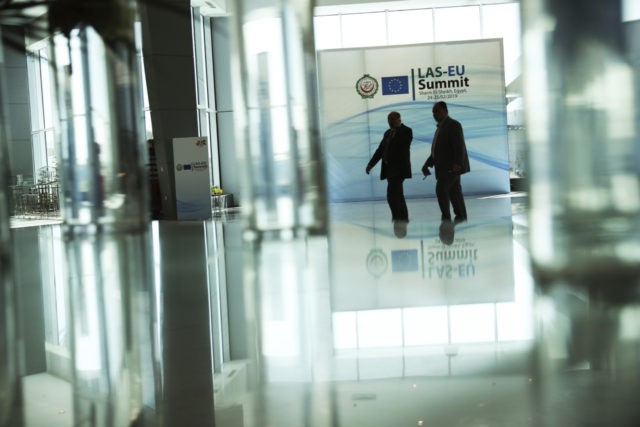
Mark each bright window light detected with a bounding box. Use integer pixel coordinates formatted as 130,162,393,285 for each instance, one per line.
357,309,402,348
403,307,448,345
496,302,534,341
434,6,481,42
314,15,342,49
341,12,387,48
388,9,434,45
623,0,640,21
482,3,521,78
450,304,495,343
333,311,358,349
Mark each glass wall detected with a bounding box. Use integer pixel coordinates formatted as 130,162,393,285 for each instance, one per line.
26,41,57,185
192,8,221,189
135,22,153,142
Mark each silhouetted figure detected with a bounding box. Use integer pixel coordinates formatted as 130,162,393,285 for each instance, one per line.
366,111,412,222
422,101,470,223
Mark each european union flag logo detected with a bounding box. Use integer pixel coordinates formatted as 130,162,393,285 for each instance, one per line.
381,76,409,95
391,249,419,272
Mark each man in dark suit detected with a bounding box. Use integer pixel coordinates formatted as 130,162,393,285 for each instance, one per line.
366,111,412,222
422,101,470,223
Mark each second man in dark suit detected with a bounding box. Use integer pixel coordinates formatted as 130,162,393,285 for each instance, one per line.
422,101,470,223
366,111,412,222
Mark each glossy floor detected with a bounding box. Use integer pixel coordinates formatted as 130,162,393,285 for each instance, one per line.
16,192,541,427
237,193,536,427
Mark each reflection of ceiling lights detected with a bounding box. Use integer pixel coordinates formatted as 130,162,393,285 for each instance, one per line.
191,0,228,17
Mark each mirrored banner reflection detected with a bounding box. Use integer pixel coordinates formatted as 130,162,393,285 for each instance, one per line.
330,217,515,311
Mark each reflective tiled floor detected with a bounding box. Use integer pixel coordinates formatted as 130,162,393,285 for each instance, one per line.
239,193,536,426
13,193,551,426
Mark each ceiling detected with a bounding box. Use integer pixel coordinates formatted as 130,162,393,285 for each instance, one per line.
192,0,517,17
315,0,515,13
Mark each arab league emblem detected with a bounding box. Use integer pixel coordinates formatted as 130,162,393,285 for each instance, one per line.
366,248,388,278
356,74,379,99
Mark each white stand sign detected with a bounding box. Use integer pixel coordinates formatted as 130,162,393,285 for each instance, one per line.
173,136,211,220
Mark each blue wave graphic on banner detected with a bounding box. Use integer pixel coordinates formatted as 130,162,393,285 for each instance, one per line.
324,102,510,202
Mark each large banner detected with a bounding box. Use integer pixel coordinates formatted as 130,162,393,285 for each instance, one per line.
317,39,510,202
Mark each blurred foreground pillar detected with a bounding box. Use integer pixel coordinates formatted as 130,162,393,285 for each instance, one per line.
228,1,334,426
49,1,157,425
522,0,640,424
228,0,327,237
0,26,24,427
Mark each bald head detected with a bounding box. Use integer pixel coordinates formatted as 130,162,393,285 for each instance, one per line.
387,111,402,128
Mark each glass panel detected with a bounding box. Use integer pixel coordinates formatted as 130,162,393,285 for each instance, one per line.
313,15,342,50
482,3,521,84
138,56,150,112
39,226,68,348
434,6,481,42
388,9,434,45
191,10,219,189
192,11,207,108
26,51,43,131
198,109,209,139
144,110,153,140
341,12,387,48
202,16,216,112
31,132,46,177
53,25,147,227
40,50,54,129
45,130,56,171
231,0,328,232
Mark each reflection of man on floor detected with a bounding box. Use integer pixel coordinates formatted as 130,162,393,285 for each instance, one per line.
422,101,470,224
393,220,408,238
366,111,413,222
439,220,455,245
